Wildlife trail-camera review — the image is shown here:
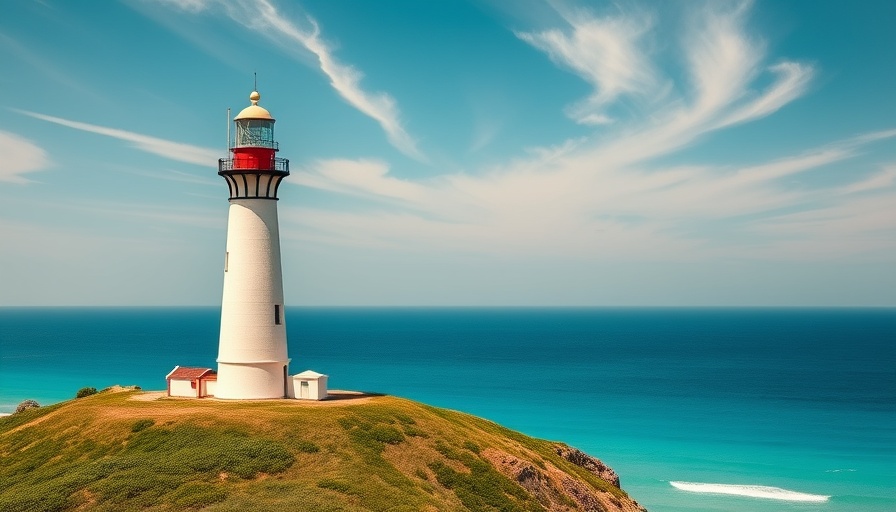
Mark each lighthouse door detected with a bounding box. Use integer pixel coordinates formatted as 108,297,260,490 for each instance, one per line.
283,365,288,398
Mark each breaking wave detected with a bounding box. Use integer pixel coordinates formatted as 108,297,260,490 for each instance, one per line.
669,481,830,502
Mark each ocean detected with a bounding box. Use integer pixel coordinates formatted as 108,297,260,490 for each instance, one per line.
1,307,894,511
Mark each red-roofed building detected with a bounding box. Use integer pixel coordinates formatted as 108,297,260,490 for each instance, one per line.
166,366,217,398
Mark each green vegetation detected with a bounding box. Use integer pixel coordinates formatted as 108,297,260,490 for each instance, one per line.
0,389,640,511
76,387,99,398
294,440,320,453
429,441,541,512
462,440,481,454
317,479,353,493
0,414,292,511
131,418,155,432
14,399,39,414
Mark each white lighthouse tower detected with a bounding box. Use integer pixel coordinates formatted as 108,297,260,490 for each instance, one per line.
215,90,291,399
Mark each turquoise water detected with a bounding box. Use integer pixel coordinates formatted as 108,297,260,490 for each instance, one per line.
1,307,894,511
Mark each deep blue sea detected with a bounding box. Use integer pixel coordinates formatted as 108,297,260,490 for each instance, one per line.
1,307,894,511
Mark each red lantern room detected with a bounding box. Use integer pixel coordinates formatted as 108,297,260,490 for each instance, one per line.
218,90,290,200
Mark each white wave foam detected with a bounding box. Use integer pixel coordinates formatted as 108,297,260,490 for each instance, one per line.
669,481,830,502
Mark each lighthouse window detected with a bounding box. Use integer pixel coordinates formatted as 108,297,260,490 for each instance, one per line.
235,120,275,148
274,305,281,325
224,252,229,272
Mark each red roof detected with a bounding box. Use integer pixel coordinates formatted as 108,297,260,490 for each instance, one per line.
166,366,216,380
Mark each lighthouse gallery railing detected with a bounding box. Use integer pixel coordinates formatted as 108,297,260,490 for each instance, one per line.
218,157,290,173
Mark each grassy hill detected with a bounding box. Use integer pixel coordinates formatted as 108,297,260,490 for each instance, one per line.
0,388,646,512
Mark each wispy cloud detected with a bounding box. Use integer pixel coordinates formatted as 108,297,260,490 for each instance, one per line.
720,61,814,128
842,165,896,195
152,0,425,161
156,0,207,13
15,110,219,166
280,2,895,263
0,131,51,183
516,4,660,125
544,1,815,169
683,1,759,120
288,129,896,263
293,159,428,204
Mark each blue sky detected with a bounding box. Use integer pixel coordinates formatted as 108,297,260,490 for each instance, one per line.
1,0,894,306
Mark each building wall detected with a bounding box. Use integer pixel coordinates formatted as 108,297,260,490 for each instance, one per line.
217,198,290,399
287,377,296,398
169,379,196,398
289,375,328,401
217,362,288,399
204,379,217,397
313,376,328,400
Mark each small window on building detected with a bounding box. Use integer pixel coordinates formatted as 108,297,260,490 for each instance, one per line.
275,304,281,325
224,251,229,272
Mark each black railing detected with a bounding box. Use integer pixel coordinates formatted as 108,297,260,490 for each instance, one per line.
218,157,289,173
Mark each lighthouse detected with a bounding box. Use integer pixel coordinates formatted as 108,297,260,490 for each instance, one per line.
215,90,291,399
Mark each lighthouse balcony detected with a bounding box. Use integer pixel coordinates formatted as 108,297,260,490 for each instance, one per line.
219,162,289,200
218,157,290,173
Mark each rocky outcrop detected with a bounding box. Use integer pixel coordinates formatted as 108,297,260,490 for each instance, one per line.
555,445,621,487
482,448,647,512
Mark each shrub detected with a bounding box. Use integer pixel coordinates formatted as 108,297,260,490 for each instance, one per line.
295,440,320,453
340,416,405,453
131,419,155,433
394,413,416,425
404,426,429,438
14,400,39,414
169,482,227,507
369,425,404,445
76,387,98,398
89,470,179,505
318,479,353,494
124,425,294,479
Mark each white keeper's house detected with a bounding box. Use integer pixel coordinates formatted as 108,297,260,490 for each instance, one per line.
166,366,217,398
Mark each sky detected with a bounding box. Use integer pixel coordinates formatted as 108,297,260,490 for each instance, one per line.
1,0,894,307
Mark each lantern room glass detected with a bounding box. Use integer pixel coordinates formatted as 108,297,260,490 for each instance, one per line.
234,119,276,149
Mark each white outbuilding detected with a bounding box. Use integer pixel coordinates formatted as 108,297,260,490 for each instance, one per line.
288,370,328,400
166,366,217,398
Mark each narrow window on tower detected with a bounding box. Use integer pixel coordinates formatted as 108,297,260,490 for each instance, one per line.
274,304,281,325
224,251,229,272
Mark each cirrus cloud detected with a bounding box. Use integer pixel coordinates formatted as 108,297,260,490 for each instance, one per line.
283,1,895,264
0,130,51,184
151,0,425,162
14,110,219,166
